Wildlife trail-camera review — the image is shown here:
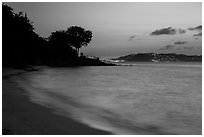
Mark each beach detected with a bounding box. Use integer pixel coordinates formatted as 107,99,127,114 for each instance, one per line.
2,68,111,135
2,2,202,135
2,64,202,135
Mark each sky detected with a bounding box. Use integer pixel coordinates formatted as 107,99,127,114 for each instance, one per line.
6,2,202,58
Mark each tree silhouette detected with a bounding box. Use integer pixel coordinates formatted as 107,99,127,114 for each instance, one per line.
48,30,68,48
66,26,92,56
48,30,77,58
3,4,112,67
2,3,45,67
48,26,92,57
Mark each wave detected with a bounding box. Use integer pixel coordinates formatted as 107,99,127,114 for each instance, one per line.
10,66,202,135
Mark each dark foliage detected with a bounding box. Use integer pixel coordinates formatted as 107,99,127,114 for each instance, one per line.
2,4,46,67
48,26,93,56
47,30,78,65
66,26,92,55
2,4,113,68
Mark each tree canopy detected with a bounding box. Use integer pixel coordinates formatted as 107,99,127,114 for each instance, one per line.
48,26,92,56
3,3,111,67
48,30,78,58
3,3,44,67
66,26,92,54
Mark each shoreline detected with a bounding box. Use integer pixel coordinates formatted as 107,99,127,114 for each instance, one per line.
2,69,112,135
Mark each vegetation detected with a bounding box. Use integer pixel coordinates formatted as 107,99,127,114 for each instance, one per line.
66,26,92,56
3,4,43,67
2,4,113,68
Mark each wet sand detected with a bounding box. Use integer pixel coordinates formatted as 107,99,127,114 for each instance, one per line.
2,69,111,135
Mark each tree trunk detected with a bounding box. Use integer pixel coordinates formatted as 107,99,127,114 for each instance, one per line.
77,48,80,57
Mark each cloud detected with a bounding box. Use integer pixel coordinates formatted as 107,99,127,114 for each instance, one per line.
178,28,186,34
193,32,202,37
188,25,202,31
169,46,195,52
183,46,193,50
176,46,194,51
159,45,175,51
176,47,181,51
150,27,177,35
128,35,136,41
128,34,144,41
174,40,187,45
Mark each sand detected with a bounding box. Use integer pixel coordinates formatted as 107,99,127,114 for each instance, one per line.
2,68,111,135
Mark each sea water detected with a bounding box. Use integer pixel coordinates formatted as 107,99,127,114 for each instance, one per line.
14,62,202,135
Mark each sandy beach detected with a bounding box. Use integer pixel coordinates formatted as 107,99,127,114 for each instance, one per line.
2,68,111,135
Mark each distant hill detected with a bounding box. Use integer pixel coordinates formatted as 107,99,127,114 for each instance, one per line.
110,53,202,62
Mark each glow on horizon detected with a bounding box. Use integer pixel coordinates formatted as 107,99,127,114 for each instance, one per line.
6,2,202,58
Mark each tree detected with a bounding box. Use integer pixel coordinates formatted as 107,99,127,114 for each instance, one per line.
48,30,68,48
48,30,77,58
2,3,45,67
48,26,92,57
66,26,92,56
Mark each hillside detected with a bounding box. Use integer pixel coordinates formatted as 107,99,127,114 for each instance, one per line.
111,53,202,62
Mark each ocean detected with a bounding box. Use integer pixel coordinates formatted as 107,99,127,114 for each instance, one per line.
14,62,202,135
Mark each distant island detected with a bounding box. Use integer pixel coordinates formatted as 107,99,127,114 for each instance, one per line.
110,53,202,62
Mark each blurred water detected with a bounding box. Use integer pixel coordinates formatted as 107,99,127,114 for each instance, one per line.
15,63,202,134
